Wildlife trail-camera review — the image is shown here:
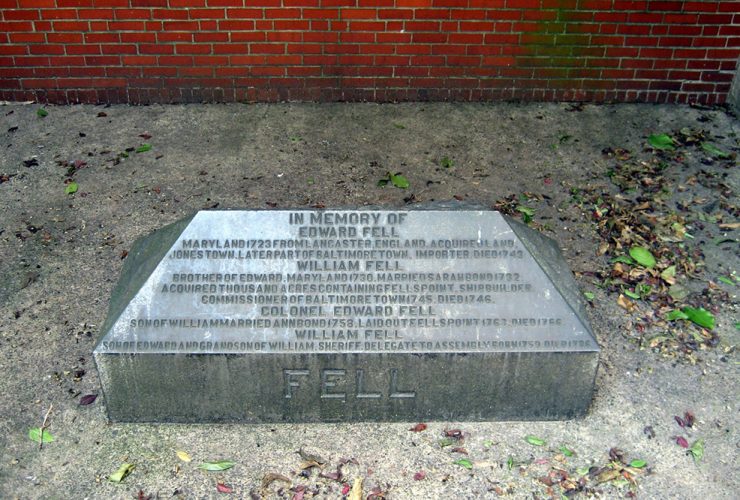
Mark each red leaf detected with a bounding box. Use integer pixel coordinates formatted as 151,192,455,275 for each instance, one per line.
444,429,463,440
675,436,689,448
79,394,97,406
139,132,152,140
683,411,695,428
216,483,233,494
450,447,468,454
674,416,686,428
341,483,350,495
413,471,426,481
409,423,427,432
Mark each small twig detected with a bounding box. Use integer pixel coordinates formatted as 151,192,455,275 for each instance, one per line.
39,404,53,450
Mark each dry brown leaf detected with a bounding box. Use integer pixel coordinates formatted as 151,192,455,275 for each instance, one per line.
299,460,321,470
297,448,326,465
261,472,291,489
595,468,621,484
718,222,740,229
617,294,636,312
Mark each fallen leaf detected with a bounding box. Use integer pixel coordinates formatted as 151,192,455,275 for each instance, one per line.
262,472,291,489
675,436,689,448
65,182,78,194
559,446,574,457
28,427,54,444
444,429,463,440
216,482,233,494
135,143,152,153
79,394,97,406
37,108,48,118
648,133,675,151
409,423,427,432
666,309,689,321
629,459,647,468
108,463,135,483
688,439,704,463
629,246,656,268
348,477,363,500
297,447,325,464
701,142,729,158
450,447,468,454
341,483,350,495
299,460,320,470
525,435,546,446
139,132,152,140
413,471,426,480
617,294,636,312
453,458,473,469
681,307,714,329
390,172,409,189
199,460,235,471
176,450,191,462
595,468,620,484
319,468,342,481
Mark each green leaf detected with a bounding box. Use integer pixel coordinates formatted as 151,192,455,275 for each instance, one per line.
648,133,675,151
661,265,676,281
624,289,640,300
516,206,535,224
37,108,48,118
558,446,574,457
576,466,590,476
717,276,734,286
682,307,715,329
108,463,135,483
668,284,688,301
525,435,545,446
65,182,78,195
583,292,595,301
377,178,389,187
28,427,54,444
629,246,656,268
438,437,455,448
701,142,730,158
135,143,152,153
612,255,635,265
666,309,689,321
440,156,454,168
390,173,409,189
688,439,704,463
629,459,647,468
199,460,235,471
453,458,473,469
506,456,514,470
483,439,494,448
392,123,405,129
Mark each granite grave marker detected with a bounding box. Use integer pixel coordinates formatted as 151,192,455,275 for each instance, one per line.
94,207,599,422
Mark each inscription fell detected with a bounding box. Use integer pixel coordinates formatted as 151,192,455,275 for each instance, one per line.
94,208,599,423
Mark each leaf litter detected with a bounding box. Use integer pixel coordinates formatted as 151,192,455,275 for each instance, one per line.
567,126,736,360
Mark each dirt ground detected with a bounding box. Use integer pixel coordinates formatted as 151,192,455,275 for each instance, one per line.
0,102,737,499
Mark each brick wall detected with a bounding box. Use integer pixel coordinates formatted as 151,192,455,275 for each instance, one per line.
1,0,738,104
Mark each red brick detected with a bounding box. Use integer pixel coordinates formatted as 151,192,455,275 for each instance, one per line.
121,32,156,43
157,32,193,42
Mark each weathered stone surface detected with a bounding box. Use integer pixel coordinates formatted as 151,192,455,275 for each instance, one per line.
94,208,599,422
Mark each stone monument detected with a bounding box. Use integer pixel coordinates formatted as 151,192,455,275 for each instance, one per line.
94,206,599,422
